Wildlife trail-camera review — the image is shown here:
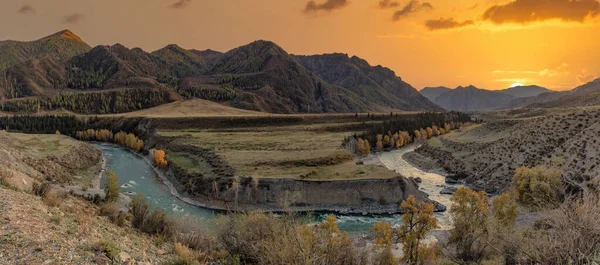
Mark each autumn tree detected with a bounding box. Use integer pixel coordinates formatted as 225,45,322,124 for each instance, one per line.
154,149,168,168
447,187,490,264
364,139,371,155
414,130,421,141
383,135,391,148
357,138,366,155
55,130,61,135
371,221,399,265
104,171,120,203
426,127,433,139
376,134,384,152
513,166,564,209
399,195,439,265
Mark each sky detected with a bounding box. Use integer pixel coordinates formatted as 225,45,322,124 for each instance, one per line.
2,0,600,91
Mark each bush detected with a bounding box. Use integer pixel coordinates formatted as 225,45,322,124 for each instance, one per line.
130,195,172,236
215,212,366,265
513,166,564,209
100,203,127,227
169,215,217,252
95,240,120,260
42,190,65,207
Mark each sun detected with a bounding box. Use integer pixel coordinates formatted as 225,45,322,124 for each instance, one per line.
510,83,525,88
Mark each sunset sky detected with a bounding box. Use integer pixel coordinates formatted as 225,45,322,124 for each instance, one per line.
1,0,599,91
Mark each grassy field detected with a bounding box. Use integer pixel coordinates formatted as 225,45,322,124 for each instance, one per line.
159,122,397,181
6,133,83,157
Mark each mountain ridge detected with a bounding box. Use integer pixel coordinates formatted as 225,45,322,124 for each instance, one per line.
0,30,442,114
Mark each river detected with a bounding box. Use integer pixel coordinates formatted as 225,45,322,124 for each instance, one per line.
93,144,454,233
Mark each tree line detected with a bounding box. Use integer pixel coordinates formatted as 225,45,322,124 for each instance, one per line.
346,112,471,155
75,129,144,152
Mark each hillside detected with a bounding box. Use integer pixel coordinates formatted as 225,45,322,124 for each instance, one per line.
0,31,443,114
427,85,516,112
412,108,600,194
296,53,442,111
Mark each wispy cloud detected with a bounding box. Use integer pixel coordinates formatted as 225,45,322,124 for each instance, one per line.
304,0,349,14
17,4,35,14
393,0,433,21
62,13,84,24
482,0,600,25
378,0,400,9
170,0,191,9
493,63,570,77
424,18,474,30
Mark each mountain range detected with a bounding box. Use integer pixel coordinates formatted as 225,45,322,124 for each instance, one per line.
0,30,442,114
419,85,577,112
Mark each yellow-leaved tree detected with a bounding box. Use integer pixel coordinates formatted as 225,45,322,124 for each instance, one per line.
399,195,439,265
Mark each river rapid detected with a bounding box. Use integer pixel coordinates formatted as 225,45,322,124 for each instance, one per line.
93,144,454,233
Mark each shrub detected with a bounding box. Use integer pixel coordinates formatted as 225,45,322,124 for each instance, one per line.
513,166,564,209
169,215,217,252
32,182,52,197
130,195,172,236
42,190,65,207
76,209,92,234
95,240,120,260
215,212,366,265
104,171,120,203
447,187,490,264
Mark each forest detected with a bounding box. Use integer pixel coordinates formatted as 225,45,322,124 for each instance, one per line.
1,88,173,114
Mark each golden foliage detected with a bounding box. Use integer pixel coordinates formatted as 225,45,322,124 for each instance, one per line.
449,187,490,264
154,149,168,168
399,195,439,265
104,171,120,203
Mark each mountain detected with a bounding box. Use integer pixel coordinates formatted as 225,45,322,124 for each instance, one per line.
0,30,91,70
424,85,516,112
500,85,551,98
420,87,451,102
0,31,443,114
295,53,442,111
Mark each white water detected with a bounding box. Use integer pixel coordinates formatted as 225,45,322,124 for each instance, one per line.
378,146,455,230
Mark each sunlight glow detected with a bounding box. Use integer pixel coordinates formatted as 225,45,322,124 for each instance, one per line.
510,83,525,87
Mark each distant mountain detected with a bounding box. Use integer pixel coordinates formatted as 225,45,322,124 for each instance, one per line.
295,53,442,111
499,85,551,98
531,78,600,108
0,30,90,70
420,87,451,102
422,85,515,112
0,31,442,114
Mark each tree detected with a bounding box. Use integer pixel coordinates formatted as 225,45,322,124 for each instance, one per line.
154,149,168,168
104,171,120,203
414,130,421,141
357,138,366,155
399,195,439,265
448,187,490,264
383,135,391,148
490,193,519,265
364,139,371,155
55,130,61,135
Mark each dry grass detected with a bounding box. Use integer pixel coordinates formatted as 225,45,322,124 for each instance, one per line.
41,189,66,207
160,126,396,180
112,99,269,117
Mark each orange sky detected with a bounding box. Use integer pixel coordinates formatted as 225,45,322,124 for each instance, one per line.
2,0,600,91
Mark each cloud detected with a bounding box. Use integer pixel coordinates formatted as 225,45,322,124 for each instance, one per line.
393,1,434,21
577,69,598,84
376,33,416,39
17,5,35,14
493,63,570,77
424,17,474,30
62,13,84,24
304,0,349,13
170,0,191,9
378,0,400,9
482,0,600,25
